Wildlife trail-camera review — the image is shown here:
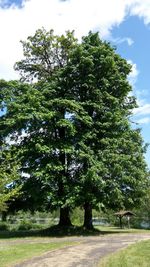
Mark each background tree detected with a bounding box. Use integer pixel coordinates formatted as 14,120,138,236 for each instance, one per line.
0,82,21,213
0,145,21,212
133,184,150,228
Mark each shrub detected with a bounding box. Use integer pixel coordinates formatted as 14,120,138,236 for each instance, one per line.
71,208,84,226
0,223,9,231
17,220,33,231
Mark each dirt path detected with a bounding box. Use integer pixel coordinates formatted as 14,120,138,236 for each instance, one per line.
13,233,150,267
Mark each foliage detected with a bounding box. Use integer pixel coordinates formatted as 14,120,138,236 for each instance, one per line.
17,220,38,231
132,187,150,229
138,188,150,220
0,29,149,227
65,32,148,212
7,210,57,230
0,145,21,212
0,222,9,231
71,207,84,226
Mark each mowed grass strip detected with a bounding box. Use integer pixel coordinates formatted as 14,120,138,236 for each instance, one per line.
0,240,77,267
96,226,150,234
99,239,150,267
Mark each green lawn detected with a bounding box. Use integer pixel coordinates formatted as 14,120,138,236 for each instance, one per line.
0,226,150,267
96,226,150,234
99,239,150,267
0,238,77,267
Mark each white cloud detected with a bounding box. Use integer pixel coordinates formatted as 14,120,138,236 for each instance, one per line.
123,37,134,46
136,117,150,124
0,0,150,80
133,104,150,115
111,37,134,46
127,60,139,87
136,89,149,98
128,0,150,25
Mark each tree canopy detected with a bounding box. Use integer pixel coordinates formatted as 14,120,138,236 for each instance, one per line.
0,29,149,228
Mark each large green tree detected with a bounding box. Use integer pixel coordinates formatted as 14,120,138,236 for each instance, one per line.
0,29,148,228
58,32,148,228
0,29,86,225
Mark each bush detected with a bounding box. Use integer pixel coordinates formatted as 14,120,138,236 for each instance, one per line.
17,220,33,231
0,223,9,231
30,218,37,223
71,208,84,226
17,220,47,231
30,223,44,230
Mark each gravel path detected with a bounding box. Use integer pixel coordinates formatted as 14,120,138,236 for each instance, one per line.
12,233,150,267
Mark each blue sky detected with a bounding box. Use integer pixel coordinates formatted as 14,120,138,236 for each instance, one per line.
110,15,150,167
0,0,150,167
0,0,22,8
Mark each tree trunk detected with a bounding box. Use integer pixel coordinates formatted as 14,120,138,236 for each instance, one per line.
119,216,123,229
57,118,72,227
1,211,7,222
58,207,72,227
83,202,93,229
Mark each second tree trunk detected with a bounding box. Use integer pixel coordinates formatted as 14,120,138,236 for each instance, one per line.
58,206,72,227
83,202,93,229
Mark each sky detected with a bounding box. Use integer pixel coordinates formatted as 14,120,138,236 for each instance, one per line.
0,0,150,167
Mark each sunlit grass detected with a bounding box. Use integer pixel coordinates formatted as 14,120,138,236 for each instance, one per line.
96,226,150,234
0,239,77,267
0,226,150,266
99,239,150,267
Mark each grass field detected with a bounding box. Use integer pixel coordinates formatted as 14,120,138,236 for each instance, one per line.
99,239,150,267
0,226,150,267
96,226,150,234
0,238,78,267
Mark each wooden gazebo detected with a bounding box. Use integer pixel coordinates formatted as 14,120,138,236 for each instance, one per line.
115,211,135,229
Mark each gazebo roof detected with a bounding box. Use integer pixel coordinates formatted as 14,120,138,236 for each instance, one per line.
115,210,135,217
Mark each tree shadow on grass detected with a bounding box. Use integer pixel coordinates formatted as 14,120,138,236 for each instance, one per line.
0,225,135,239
